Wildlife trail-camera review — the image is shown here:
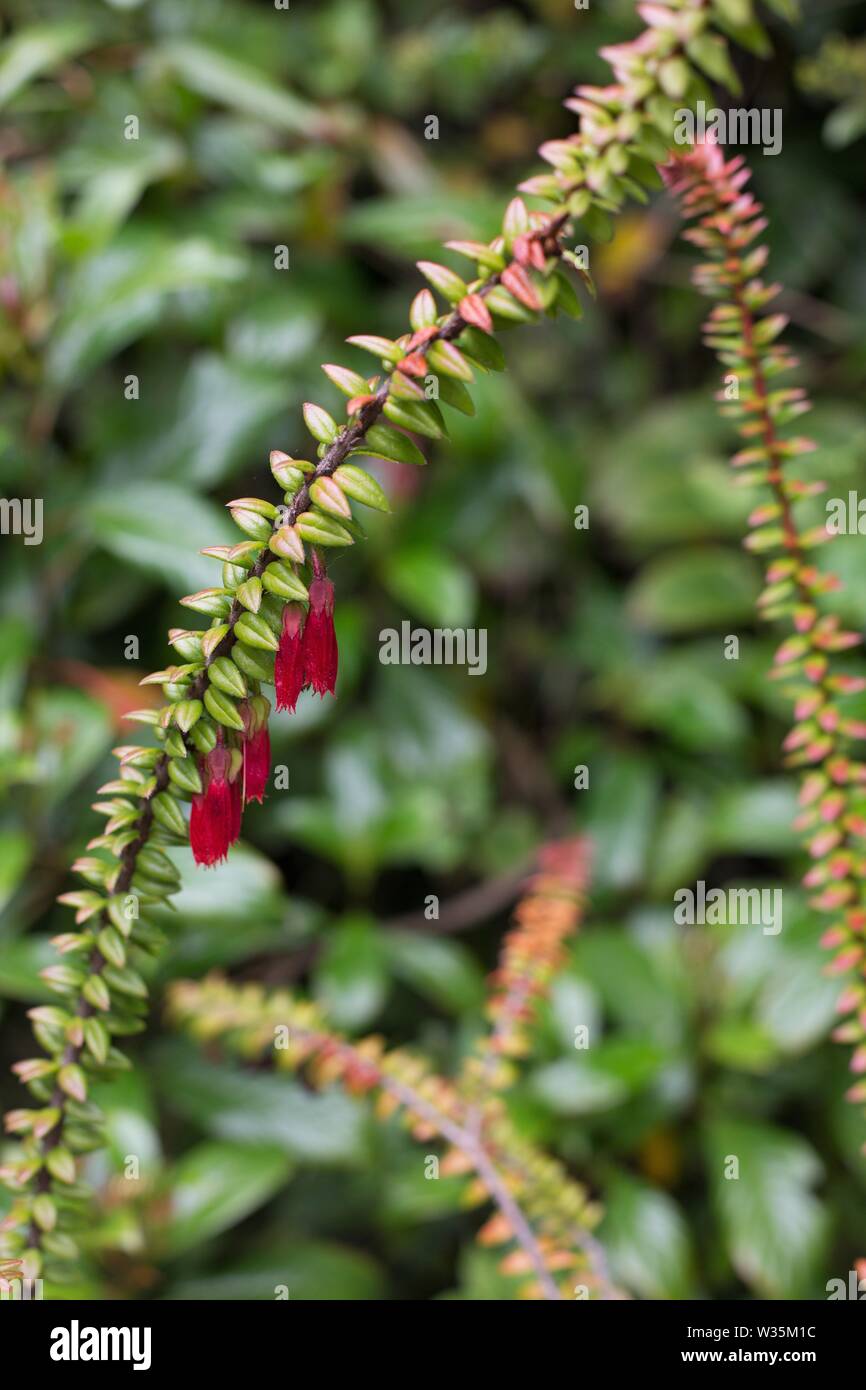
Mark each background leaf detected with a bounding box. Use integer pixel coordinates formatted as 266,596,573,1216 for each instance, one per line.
705,1119,829,1299
161,1141,293,1257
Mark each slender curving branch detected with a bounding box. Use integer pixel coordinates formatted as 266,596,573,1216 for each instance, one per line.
169,835,602,1301
663,138,866,1126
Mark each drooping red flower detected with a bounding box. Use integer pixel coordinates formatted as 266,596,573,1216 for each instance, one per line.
230,767,243,841
190,742,235,867
243,728,270,802
302,577,338,697
242,697,271,804
275,603,305,712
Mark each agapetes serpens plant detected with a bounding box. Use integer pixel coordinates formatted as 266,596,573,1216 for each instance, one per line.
1,0,795,1288
663,139,866,1125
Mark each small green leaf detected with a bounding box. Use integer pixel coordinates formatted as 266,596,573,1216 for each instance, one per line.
270,452,313,489
45,1146,76,1184
435,374,476,415
151,791,188,838
164,730,187,759
358,424,426,467
200,625,229,661
168,757,203,796
174,699,203,734
332,464,390,512
303,402,340,445
103,964,148,999
502,195,530,245
309,476,352,518
444,238,506,272
169,629,204,662
232,643,275,682
261,561,309,602
189,719,216,757
416,260,467,303
321,363,369,397
235,614,280,652
236,577,263,613
83,1017,110,1066
97,926,126,970
228,507,274,541
686,34,742,93
58,1063,87,1102
82,974,111,1012
204,685,245,732
409,289,437,330
208,655,247,700
383,397,446,440
483,285,535,323
426,340,474,382
296,511,354,547
659,56,690,100
346,334,402,362
137,847,181,885
32,1194,57,1232
179,589,232,617
388,368,426,401
456,326,506,371
552,272,584,320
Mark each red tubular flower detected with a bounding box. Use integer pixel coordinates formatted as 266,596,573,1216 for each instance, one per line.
230,770,243,841
190,742,236,867
275,603,305,711
244,727,270,803
242,697,271,804
302,576,338,697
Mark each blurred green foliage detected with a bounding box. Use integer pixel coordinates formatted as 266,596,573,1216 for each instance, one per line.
1,0,866,1300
